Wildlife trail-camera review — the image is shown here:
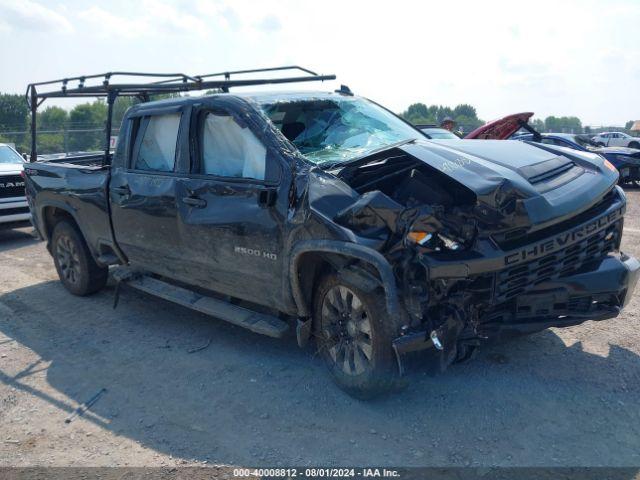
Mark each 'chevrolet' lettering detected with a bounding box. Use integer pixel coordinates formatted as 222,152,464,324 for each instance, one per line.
504,208,622,266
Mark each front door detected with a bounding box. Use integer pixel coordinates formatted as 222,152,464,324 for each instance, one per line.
176,105,288,308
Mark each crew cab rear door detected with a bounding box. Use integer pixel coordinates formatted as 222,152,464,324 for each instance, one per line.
175,101,287,308
109,105,190,277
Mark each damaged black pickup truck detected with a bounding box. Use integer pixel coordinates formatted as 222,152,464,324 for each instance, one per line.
24,69,640,398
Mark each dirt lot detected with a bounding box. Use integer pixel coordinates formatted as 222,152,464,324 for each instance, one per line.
0,190,639,468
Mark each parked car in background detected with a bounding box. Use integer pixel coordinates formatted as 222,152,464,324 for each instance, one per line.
464,112,534,139
415,124,461,139
592,132,640,149
0,143,30,229
515,133,640,187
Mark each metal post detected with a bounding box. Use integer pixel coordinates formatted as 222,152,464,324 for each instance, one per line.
104,90,117,166
63,123,68,154
29,86,37,162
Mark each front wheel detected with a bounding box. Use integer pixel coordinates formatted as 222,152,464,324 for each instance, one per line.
51,221,108,296
313,273,400,399
628,141,640,149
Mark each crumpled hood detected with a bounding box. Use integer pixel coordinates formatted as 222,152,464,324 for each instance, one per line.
401,139,565,199
398,139,618,230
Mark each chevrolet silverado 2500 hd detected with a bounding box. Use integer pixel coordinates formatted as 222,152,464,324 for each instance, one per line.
23,70,640,398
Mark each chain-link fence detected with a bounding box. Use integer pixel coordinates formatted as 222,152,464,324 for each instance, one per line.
0,126,120,156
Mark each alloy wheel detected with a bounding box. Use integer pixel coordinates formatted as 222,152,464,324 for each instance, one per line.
56,235,81,285
320,285,373,376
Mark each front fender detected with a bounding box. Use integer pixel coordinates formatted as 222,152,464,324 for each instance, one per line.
289,239,401,318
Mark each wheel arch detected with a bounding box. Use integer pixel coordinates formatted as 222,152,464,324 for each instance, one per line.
41,203,81,244
39,203,100,260
289,240,401,319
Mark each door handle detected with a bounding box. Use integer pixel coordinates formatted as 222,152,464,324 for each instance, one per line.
182,196,207,208
112,185,130,195
258,188,277,208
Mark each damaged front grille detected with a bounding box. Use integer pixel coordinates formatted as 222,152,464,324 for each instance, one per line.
494,221,621,303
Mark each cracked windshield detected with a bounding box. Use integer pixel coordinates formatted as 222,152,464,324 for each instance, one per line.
260,97,419,165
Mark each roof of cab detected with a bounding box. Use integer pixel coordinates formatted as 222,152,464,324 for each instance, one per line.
128,90,353,114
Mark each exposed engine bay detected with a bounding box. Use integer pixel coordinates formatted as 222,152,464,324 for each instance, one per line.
311,144,634,372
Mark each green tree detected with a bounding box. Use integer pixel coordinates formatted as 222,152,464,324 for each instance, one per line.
39,106,68,130
454,115,483,133
453,104,477,119
435,106,454,124
531,118,545,132
400,102,483,133
545,115,582,133
36,106,68,153
0,94,28,130
67,100,108,152
112,96,139,130
0,94,29,150
401,103,432,123
563,116,582,133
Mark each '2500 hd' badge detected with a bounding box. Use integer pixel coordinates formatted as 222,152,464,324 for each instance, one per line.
234,246,277,261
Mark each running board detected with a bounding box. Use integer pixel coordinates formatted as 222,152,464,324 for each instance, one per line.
126,275,289,338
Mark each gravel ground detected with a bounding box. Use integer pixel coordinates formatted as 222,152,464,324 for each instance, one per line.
0,190,639,468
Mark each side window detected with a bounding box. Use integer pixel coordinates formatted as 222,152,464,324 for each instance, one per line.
133,113,181,172
200,112,266,180
541,138,557,145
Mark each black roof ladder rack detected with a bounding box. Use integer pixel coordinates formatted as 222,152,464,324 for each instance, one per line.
25,66,336,163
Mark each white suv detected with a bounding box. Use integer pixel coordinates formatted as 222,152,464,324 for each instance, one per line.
0,144,30,228
591,132,640,149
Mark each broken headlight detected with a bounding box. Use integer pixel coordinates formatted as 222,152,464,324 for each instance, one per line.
407,231,464,251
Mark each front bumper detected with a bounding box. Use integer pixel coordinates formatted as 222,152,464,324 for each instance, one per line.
0,196,31,225
393,252,640,357
476,252,639,338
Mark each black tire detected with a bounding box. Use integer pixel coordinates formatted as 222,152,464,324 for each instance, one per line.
629,141,640,149
51,221,108,296
313,273,400,399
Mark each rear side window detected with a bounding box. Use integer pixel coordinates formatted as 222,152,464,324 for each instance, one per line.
200,113,266,180
134,113,181,172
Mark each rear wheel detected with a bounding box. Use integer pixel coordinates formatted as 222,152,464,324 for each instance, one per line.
313,273,399,399
51,221,108,296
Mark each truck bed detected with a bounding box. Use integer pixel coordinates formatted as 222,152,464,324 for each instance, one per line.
24,159,116,262
36,152,106,166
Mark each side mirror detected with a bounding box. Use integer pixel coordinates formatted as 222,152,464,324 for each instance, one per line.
22,153,28,161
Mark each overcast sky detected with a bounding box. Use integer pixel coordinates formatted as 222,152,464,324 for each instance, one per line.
0,0,638,125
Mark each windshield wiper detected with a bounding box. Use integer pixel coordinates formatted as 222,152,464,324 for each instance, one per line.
319,138,418,171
